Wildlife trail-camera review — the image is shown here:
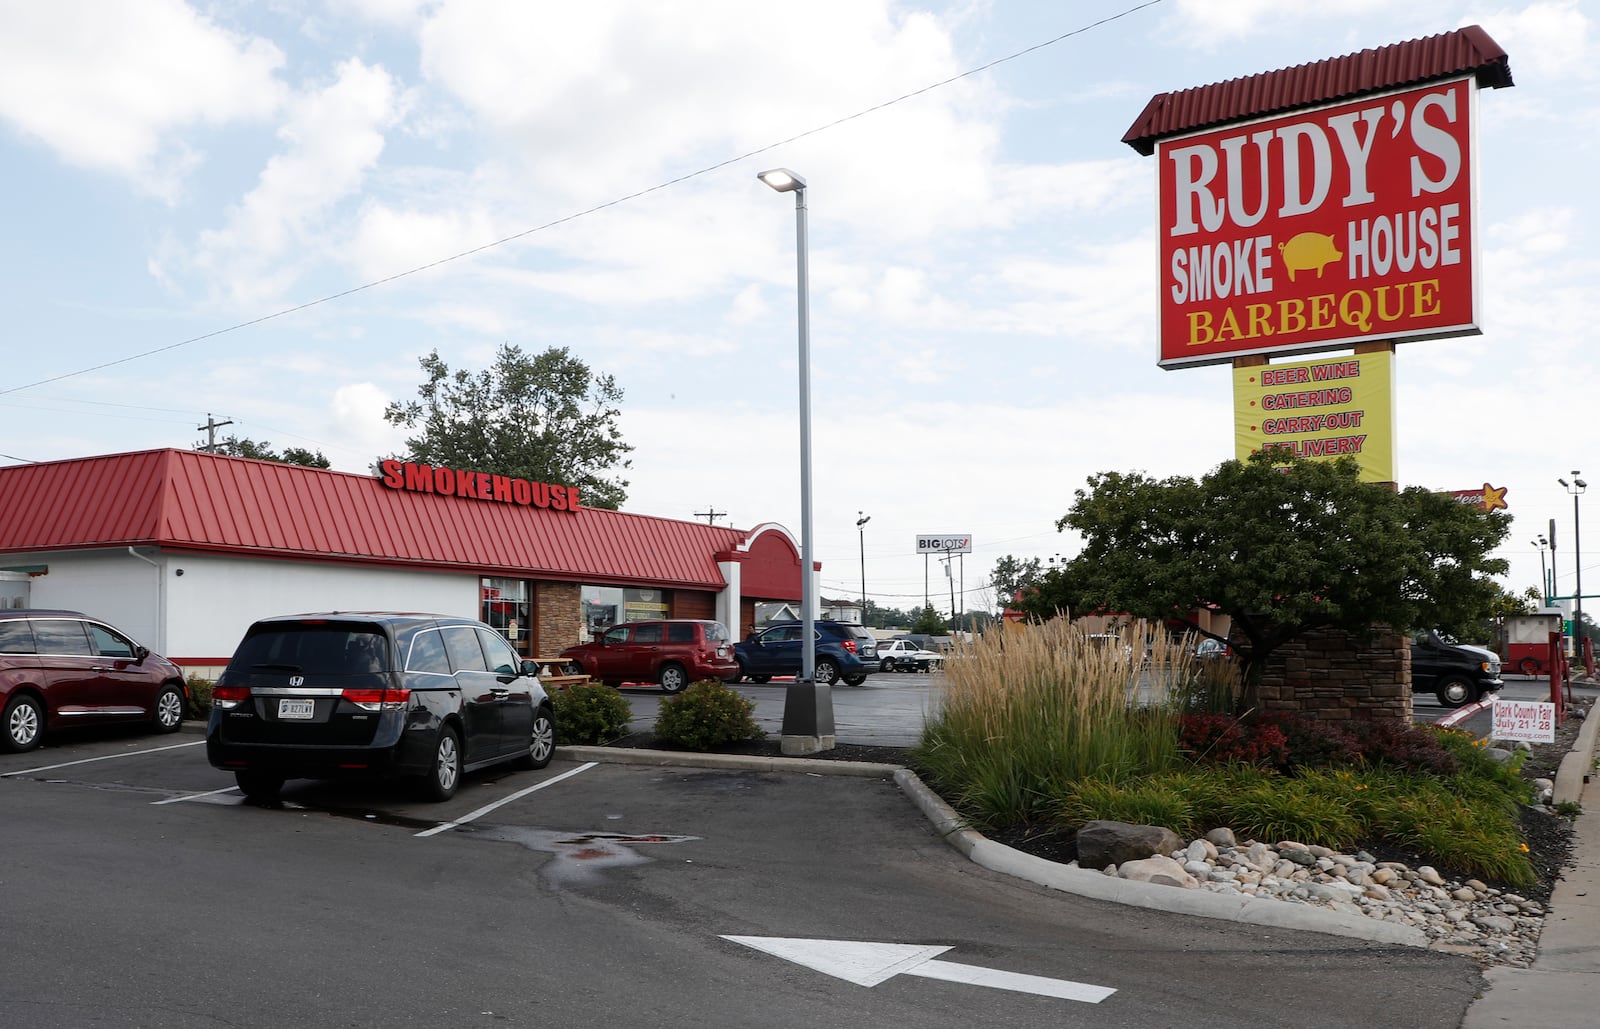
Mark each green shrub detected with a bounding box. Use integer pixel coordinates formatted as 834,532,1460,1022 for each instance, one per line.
1055,774,1205,837
654,680,765,751
185,674,214,718
552,683,634,745
1221,774,1362,849
1431,725,1533,801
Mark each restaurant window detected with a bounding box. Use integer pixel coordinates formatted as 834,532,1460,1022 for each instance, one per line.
580,585,670,642
480,577,534,656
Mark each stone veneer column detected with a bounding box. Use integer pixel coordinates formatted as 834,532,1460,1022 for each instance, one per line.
535,581,583,655
1253,625,1413,722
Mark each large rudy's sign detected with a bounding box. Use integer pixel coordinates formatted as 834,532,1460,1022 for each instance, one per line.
1157,77,1479,367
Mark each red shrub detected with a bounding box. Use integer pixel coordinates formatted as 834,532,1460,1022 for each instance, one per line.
1180,714,1288,767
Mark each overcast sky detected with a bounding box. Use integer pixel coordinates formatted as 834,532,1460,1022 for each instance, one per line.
2,0,1594,619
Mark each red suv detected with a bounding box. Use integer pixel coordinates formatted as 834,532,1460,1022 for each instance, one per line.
1,609,189,753
560,620,738,693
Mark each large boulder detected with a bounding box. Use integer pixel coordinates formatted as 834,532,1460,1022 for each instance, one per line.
1075,820,1185,870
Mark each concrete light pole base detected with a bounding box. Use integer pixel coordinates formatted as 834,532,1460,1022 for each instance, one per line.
781,733,838,756
780,677,836,756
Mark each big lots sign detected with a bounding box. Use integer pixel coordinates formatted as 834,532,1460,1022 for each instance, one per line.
1156,77,1479,367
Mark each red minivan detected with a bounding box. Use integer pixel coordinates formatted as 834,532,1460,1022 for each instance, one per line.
1,609,189,752
560,619,739,693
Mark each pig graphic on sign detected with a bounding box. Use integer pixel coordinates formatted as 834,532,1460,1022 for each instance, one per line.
1277,232,1343,282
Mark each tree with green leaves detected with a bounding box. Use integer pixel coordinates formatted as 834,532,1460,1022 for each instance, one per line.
203,436,330,468
911,605,946,635
988,554,1044,612
383,344,633,510
1020,451,1509,703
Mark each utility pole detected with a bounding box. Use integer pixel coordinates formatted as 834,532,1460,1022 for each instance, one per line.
196,413,234,453
694,506,726,526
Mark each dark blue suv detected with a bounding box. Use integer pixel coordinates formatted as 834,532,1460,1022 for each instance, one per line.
732,620,879,686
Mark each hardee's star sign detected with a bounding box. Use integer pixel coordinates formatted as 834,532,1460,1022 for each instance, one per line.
1444,483,1508,511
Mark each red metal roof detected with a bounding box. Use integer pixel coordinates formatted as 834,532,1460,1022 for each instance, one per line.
0,449,790,591
1123,25,1512,156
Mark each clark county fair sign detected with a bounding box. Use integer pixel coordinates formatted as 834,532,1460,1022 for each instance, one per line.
1152,76,1481,368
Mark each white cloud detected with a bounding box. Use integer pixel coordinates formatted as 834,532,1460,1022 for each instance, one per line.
184,58,403,307
0,0,284,194
331,381,408,462
413,1,999,224
1474,1,1593,80
347,199,500,282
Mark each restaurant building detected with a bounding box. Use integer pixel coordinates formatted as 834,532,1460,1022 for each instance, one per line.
0,449,806,674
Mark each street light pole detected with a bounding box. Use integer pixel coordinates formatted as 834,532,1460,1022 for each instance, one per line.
1535,535,1550,603
1560,473,1587,656
759,167,833,755
856,512,870,620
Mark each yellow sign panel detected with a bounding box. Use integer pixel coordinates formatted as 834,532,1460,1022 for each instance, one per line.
1233,351,1396,482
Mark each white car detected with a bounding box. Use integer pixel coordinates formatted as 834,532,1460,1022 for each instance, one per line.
877,639,943,673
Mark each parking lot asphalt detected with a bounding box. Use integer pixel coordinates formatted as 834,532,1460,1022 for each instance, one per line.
599,673,1600,1028
9,671,1596,1025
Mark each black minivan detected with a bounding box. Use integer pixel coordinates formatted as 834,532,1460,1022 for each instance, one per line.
206,613,555,802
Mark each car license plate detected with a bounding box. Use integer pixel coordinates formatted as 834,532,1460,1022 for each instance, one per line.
278,698,315,719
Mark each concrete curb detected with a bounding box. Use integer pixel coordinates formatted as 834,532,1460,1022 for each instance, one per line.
567,745,1426,948
1552,707,1599,806
890,766,1427,948
560,745,900,778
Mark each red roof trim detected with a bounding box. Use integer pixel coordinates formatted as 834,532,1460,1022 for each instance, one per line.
0,449,788,592
1123,25,1512,156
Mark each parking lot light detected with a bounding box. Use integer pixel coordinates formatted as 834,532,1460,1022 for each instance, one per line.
759,167,834,755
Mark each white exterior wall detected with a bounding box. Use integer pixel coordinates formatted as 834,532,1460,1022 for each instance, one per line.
162,553,477,660
25,550,162,647
18,548,477,666
715,559,740,633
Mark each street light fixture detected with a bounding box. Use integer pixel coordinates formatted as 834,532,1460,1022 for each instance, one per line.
759,167,833,755
856,512,871,618
1560,473,1587,656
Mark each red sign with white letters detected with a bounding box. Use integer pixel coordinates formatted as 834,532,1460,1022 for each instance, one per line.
1155,77,1479,367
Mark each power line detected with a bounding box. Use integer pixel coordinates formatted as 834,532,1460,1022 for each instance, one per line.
1,1,1164,399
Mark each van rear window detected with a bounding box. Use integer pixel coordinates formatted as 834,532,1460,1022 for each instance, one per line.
232,625,389,674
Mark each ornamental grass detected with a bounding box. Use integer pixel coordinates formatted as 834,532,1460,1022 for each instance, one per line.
913,619,1204,825
913,619,1537,886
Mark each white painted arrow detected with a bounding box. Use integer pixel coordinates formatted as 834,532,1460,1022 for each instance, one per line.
720,936,1115,1004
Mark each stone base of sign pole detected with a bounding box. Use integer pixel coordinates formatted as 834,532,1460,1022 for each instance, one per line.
780,677,837,756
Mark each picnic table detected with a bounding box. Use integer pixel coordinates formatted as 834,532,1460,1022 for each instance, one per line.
530,655,590,690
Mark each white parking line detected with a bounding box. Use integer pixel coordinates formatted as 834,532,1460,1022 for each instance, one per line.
1,739,205,777
153,785,240,805
415,761,597,837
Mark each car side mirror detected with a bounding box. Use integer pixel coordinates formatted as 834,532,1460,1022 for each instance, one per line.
134,645,150,662
521,659,539,677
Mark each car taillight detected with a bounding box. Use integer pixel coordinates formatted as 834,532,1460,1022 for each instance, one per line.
342,688,411,712
212,685,251,709
842,640,857,654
